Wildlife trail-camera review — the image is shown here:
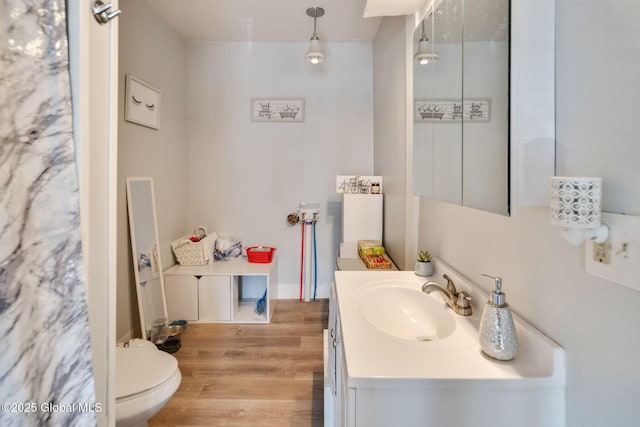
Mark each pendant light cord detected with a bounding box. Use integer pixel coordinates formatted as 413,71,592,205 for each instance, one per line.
431,6,435,55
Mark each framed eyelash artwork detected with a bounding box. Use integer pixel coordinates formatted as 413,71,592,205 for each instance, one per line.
125,74,161,130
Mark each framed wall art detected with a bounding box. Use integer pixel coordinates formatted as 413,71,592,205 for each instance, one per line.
414,98,491,123
125,74,161,130
336,175,383,194
251,98,305,122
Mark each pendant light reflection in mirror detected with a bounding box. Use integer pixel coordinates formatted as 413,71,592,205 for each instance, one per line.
414,7,440,65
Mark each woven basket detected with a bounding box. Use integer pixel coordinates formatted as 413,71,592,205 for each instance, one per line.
171,232,217,266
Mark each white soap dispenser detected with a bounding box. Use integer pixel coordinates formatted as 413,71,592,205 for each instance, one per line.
478,274,518,361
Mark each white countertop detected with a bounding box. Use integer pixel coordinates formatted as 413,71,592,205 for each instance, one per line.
334,261,566,389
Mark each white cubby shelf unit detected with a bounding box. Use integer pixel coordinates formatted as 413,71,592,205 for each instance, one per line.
163,257,278,324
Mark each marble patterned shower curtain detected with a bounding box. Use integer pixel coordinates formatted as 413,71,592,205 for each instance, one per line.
0,1,98,426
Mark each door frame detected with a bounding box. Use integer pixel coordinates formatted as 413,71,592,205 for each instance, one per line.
68,2,119,425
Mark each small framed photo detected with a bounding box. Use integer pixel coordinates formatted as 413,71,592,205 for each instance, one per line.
125,75,161,130
251,98,305,122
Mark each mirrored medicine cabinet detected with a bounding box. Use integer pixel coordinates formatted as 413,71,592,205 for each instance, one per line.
412,0,555,215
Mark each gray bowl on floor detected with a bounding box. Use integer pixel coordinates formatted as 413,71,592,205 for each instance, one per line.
168,324,184,340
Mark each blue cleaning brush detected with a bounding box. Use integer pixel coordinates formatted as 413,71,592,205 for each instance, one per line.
255,289,267,315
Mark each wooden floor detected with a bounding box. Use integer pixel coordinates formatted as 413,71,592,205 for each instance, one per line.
149,299,329,427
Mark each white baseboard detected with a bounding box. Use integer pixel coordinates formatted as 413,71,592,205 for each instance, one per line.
276,282,330,299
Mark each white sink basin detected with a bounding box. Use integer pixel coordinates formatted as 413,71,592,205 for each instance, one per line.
358,283,456,342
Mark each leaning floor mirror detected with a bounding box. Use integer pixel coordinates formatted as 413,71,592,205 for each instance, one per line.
126,177,168,341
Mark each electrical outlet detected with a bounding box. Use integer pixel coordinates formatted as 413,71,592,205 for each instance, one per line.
585,212,640,292
593,241,611,264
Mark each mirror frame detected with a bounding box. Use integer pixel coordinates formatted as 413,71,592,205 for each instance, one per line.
509,0,555,211
125,177,168,340
411,0,556,215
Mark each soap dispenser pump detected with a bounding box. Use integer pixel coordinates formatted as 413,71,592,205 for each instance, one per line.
478,274,518,361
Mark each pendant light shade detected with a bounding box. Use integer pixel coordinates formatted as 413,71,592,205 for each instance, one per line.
305,37,325,64
305,7,325,64
414,12,439,65
414,37,439,65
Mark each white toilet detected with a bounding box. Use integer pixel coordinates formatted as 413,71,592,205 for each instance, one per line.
115,339,182,427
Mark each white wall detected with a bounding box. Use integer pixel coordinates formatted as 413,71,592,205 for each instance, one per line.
406,2,640,426
556,0,640,215
373,16,410,269
186,41,373,297
117,1,188,339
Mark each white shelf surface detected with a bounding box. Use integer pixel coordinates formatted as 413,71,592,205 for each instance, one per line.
234,300,268,323
165,257,276,276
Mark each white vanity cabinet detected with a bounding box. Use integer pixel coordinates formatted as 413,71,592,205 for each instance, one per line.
324,283,339,427
164,257,277,324
325,282,354,427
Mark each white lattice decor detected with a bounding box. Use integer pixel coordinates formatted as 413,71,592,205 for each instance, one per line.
550,177,608,244
550,177,602,228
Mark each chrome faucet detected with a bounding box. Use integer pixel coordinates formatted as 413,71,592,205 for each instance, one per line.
422,274,472,316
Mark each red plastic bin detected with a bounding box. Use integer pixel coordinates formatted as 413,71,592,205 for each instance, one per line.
245,246,277,263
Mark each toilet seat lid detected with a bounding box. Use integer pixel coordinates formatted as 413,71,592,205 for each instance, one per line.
116,346,178,399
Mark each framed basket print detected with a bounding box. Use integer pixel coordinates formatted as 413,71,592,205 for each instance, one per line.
414,98,491,123
251,98,305,122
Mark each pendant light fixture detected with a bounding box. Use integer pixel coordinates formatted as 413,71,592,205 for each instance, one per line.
305,7,325,64
414,10,440,65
